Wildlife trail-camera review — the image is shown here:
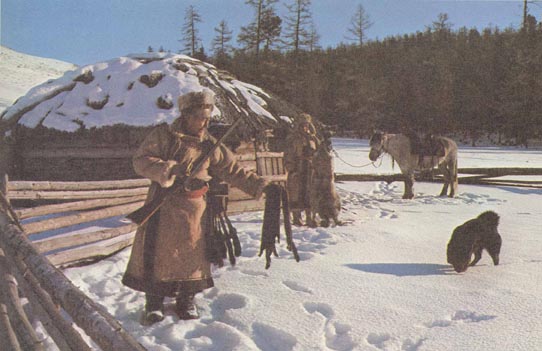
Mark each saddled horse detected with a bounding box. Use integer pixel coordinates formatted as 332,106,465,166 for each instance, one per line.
368,132,458,199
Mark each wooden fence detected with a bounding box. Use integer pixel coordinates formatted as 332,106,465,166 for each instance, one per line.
335,167,542,189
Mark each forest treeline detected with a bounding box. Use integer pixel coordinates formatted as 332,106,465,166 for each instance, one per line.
213,20,542,145
168,1,542,145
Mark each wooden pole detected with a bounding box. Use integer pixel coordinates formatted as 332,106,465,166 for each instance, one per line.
10,253,92,351
0,302,21,351
23,202,142,235
33,223,137,254
9,178,150,191
0,212,146,351
15,195,146,220
9,187,149,201
0,247,45,351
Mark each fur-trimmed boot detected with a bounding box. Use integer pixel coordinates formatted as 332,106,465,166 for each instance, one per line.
176,294,199,320
141,294,165,326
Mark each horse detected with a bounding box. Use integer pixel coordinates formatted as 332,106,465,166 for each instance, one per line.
368,132,458,199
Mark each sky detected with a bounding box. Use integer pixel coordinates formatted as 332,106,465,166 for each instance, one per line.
1,0,533,66
2,39,542,351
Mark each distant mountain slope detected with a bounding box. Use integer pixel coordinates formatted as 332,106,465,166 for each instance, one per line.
0,46,77,113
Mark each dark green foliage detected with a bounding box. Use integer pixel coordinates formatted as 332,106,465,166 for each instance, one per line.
218,18,542,145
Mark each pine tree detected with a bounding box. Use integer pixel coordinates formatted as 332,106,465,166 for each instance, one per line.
307,22,321,52
212,20,234,65
260,7,282,51
181,5,203,57
283,0,315,55
147,46,154,53
345,4,372,46
238,0,280,58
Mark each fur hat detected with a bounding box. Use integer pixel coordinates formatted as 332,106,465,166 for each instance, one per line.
178,89,215,112
294,113,312,128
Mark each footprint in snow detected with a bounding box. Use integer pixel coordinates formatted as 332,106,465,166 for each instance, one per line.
304,302,358,350
185,321,258,350
209,293,248,326
282,280,312,294
426,310,496,328
366,332,393,350
303,301,335,319
252,322,297,351
239,268,268,277
401,337,426,351
325,321,357,351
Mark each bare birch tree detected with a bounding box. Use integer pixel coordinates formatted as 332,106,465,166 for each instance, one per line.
345,3,373,46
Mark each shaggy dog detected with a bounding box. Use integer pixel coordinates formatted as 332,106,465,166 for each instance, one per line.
447,211,502,273
309,142,341,227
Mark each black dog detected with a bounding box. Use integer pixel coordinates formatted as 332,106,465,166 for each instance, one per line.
447,211,502,273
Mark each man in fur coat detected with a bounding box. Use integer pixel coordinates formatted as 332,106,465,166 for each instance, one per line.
122,89,268,325
283,113,319,227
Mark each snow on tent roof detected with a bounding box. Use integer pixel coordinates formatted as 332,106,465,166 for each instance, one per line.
0,53,290,133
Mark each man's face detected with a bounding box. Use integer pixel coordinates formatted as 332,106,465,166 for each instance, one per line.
185,104,213,137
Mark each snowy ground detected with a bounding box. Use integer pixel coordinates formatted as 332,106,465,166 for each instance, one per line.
60,138,542,351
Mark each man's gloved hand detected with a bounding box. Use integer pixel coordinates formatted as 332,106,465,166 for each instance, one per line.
184,178,208,191
254,182,275,200
171,163,188,177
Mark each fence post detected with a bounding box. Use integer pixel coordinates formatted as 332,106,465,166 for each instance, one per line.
1,173,8,201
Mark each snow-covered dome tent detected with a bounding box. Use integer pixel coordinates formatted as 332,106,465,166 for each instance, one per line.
0,53,303,180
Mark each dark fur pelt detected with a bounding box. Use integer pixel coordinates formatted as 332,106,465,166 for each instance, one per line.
447,211,502,273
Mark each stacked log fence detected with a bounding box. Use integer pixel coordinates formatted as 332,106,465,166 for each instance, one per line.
335,167,542,189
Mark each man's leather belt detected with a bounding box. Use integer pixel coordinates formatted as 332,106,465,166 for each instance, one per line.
181,185,209,198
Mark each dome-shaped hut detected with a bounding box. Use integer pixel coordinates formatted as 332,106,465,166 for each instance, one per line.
0,53,303,181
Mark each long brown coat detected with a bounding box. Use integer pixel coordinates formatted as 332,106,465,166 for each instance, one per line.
283,129,319,210
122,123,266,297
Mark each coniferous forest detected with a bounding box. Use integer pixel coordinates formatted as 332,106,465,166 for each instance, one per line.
176,3,542,146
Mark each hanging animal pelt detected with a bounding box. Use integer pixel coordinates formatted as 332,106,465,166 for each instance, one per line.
205,190,241,267
259,183,300,269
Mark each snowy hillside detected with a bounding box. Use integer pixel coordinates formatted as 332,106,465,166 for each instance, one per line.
0,46,76,113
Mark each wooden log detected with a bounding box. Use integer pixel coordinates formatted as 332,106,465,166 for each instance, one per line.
0,302,21,351
33,223,137,254
47,232,135,268
23,202,142,236
9,179,150,191
335,173,406,183
457,167,542,176
10,253,92,351
464,180,542,189
0,213,146,351
228,187,254,201
9,187,149,200
21,148,136,159
236,153,256,161
15,195,146,220
1,173,7,198
228,198,265,214
256,151,283,158
0,246,45,351
262,174,287,183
